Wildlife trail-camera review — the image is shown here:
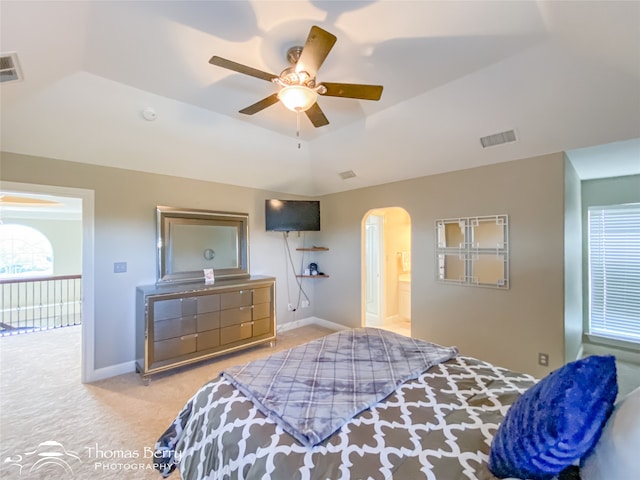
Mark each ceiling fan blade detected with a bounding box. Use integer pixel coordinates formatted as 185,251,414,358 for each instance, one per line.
296,26,337,79
239,93,280,115
209,56,277,82
305,102,330,128
320,82,384,101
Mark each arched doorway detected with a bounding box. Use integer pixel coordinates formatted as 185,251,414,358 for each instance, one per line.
362,207,411,336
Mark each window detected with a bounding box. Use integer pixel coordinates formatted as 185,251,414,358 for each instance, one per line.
588,203,640,344
0,224,53,278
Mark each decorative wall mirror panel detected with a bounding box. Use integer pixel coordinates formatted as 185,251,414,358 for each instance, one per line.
437,221,466,248
435,215,509,288
437,254,466,283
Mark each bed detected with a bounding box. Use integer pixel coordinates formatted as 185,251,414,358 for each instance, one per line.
154,327,543,479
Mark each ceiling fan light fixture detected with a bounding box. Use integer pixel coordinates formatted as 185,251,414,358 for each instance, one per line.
210,26,382,127
278,85,317,112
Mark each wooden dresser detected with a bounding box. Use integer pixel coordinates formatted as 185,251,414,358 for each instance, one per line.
136,275,275,379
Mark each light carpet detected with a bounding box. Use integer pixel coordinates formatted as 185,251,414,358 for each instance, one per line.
0,324,334,480
2,325,638,480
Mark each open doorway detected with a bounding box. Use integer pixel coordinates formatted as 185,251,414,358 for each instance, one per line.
1,182,94,382
362,207,411,337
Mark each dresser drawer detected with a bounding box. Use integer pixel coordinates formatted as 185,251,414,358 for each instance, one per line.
220,306,252,328
154,334,197,362
253,287,271,305
253,317,272,337
197,329,220,350
153,297,197,321
137,276,276,379
154,317,196,341
252,302,271,321
197,294,220,314
220,323,252,345
220,290,252,310
197,311,220,332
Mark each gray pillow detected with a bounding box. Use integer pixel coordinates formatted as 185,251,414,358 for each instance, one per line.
581,386,640,480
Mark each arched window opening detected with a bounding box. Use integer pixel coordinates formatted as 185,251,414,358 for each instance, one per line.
0,224,54,278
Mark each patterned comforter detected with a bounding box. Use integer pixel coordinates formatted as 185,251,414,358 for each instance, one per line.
155,329,536,480
222,328,458,447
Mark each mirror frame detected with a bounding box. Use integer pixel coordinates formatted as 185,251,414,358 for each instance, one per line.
435,214,509,289
157,206,249,284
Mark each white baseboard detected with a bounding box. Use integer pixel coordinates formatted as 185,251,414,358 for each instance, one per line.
277,316,349,333
88,318,348,382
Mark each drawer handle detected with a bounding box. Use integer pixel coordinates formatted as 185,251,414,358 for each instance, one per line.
239,306,254,310
240,322,255,328
180,333,198,340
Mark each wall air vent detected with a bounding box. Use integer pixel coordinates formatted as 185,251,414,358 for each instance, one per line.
0,52,23,83
480,129,517,148
339,170,356,180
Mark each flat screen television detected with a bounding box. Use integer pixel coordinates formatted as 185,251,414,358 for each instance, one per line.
265,199,320,232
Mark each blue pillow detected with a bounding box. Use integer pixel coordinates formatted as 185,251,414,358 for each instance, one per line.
489,355,618,480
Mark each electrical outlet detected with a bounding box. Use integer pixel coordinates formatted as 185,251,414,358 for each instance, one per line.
287,303,294,311
538,353,549,367
301,300,310,308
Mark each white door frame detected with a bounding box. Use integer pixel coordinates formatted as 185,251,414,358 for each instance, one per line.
1,181,95,383
362,211,385,327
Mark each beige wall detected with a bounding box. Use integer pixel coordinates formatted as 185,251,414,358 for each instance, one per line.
1,150,576,378
0,152,321,369
317,153,569,377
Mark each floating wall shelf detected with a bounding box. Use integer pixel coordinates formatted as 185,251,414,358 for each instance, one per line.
296,247,329,278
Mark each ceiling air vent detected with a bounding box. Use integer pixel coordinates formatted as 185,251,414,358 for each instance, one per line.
339,170,356,180
0,52,23,84
480,129,517,148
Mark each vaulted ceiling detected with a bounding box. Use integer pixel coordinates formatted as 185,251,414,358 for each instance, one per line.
1,1,639,195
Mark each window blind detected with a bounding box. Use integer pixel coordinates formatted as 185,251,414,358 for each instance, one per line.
588,203,640,343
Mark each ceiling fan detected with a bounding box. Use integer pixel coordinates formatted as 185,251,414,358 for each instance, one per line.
209,25,383,128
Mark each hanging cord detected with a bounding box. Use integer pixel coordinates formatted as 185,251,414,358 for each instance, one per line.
283,231,311,310
296,111,301,149
282,232,293,310
296,231,308,308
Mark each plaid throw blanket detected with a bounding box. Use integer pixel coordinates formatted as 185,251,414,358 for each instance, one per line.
222,327,458,446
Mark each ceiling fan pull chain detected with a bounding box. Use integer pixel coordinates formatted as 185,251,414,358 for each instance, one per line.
297,111,301,149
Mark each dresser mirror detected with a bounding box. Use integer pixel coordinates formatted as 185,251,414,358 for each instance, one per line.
157,206,249,283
